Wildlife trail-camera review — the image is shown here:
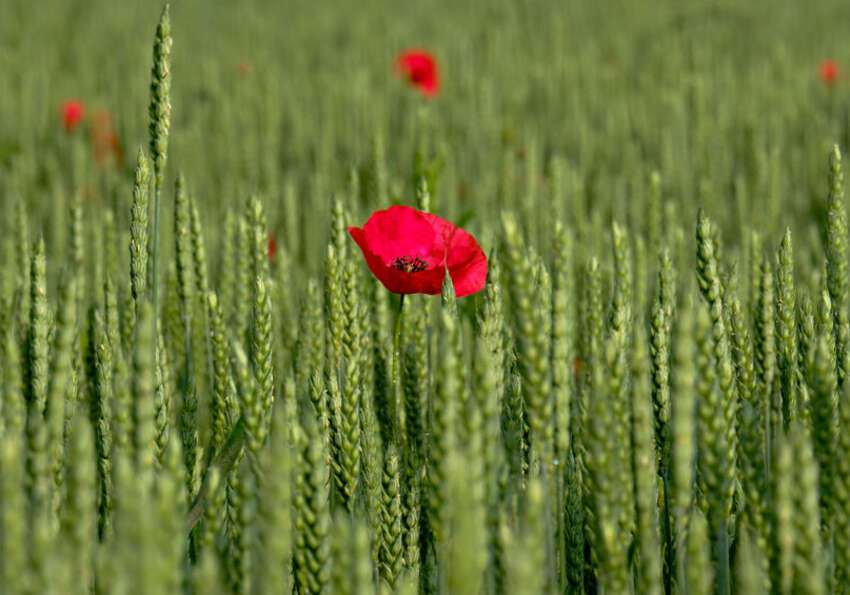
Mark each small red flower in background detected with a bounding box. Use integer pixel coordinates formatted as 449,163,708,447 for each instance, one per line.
268,235,277,261
395,50,440,97
820,59,839,85
349,205,486,297
89,109,122,166
61,99,85,132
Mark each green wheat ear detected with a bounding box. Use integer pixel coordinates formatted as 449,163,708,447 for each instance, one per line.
248,275,274,464
695,211,738,513
729,290,769,582
129,148,150,309
787,424,827,594
807,293,839,536
429,308,461,543
833,378,850,588
27,238,48,416
0,431,26,594
155,429,187,593
650,248,675,589
149,2,172,319
256,404,293,595
650,248,673,466
328,359,361,513
607,223,636,544
132,302,157,487
770,427,795,594
294,278,325,396
734,528,768,594
503,479,546,595
686,509,713,595
695,211,739,594
325,241,344,377
586,332,630,593
154,330,172,467
60,415,97,590
776,228,800,426
441,265,456,312
632,325,662,595
551,222,574,464
90,308,114,537
111,320,133,461
220,210,237,327
358,381,383,568
825,144,850,389
330,514,372,595
670,293,697,589
1,314,25,435
754,257,776,433
293,414,331,594
173,173,195,349
25,243,52,583
443,440,487,595
474,265,508,591
46,272,76,521
207,292,233,454
193,548,225,595
379,444,403,588
232,460,258,593
501,213,553,467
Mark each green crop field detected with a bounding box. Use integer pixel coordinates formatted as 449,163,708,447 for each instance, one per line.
3,0,850,593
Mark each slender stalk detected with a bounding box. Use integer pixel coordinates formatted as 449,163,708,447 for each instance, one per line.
393,294,405,428
661,467,673,595
717,520,729,595
152,191,161,317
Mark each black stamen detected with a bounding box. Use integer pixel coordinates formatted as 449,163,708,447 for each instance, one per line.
391,255,428,273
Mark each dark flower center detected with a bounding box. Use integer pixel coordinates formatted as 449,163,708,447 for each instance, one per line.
391,255,428,273
410,67,431,83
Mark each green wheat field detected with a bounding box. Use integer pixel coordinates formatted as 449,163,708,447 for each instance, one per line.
3,0,850,593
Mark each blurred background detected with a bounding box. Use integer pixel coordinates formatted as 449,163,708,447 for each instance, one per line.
2,0,849,277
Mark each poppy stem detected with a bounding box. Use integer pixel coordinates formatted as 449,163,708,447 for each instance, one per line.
392,294,405,426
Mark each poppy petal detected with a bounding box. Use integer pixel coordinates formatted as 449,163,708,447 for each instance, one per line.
447,230,487,297
349,206,486,297
420,212,487,297
360,206,437,267
349,225,445,295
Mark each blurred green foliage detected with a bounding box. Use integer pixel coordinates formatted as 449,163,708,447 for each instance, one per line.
3,1,850,593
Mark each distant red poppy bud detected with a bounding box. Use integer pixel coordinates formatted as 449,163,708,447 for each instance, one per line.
349,206,486,297
268,235,277,261
573,356,583,383
395,50,440,97
61,99,85,132
820,59,839,85
90,109,122,166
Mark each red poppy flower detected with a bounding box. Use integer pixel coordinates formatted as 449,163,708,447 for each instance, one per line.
61,99,85,132
395,50,439,97
89,109,122,166
348,205,486,297
820,59,839,85
268,234,277,261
